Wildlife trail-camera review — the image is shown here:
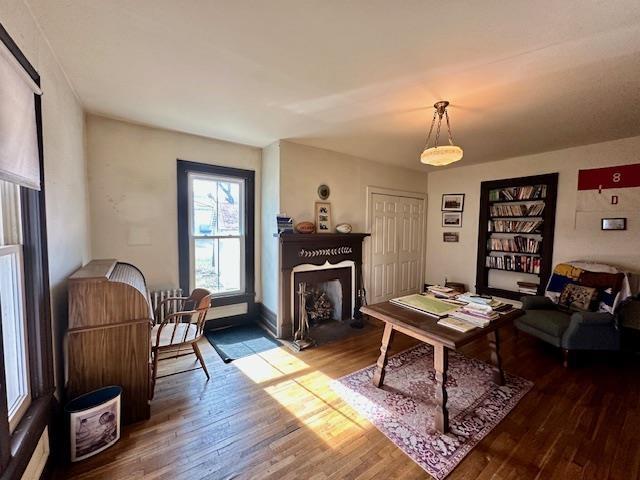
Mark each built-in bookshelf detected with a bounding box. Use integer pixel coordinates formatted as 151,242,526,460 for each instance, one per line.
475,173,558,301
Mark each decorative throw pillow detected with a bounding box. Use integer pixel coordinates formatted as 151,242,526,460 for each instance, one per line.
558,284,598,312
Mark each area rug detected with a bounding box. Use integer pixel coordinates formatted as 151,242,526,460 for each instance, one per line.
331,344,532,479
205,324,281,363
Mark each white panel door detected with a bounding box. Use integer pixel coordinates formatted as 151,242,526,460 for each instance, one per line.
370,193,424,303
396,197,424,297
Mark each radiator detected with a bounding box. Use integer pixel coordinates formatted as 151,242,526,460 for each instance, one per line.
150,288,183,323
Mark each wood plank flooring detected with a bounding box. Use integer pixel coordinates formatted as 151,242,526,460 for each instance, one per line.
54,322,640,480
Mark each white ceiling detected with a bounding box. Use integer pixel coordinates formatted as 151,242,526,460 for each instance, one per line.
26,0,640,171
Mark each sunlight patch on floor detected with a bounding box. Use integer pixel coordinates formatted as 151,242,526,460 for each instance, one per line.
232,346,311,383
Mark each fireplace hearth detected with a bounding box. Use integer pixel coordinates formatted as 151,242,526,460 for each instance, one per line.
277,233,369,340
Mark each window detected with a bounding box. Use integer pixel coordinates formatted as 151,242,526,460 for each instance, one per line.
177,161,255,306
0,245,30,433
189,174,244,294
0,23,54,479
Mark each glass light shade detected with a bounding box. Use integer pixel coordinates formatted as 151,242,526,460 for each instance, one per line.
420,145,464,166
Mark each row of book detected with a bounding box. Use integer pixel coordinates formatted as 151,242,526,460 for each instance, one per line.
489,236,541,253
489,220,543,233
517,281,539,295
489,184,547,201
486,255,541,274
490,203,545,217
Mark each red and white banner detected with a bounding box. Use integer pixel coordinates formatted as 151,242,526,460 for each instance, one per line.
576,163,640,212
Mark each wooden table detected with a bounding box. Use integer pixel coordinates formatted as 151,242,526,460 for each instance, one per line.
361,301,523,433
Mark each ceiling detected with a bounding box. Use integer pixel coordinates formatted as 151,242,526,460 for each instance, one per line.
26,0,640,171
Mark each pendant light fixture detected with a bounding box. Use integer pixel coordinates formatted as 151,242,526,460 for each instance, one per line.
420,101,463,166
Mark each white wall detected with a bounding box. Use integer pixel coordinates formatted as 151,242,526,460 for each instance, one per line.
1,0,91,385
260,141,280,313
279,141,429,230
85,115,262,302
1,0,90,473
425,136,640,292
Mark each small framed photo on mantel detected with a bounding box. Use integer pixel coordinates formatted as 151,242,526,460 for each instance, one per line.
441,193,465,212
315,202,332,233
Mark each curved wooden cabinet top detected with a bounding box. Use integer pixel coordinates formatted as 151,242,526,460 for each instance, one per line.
68,259,153,331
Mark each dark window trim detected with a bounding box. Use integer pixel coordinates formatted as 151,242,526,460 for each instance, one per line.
0,22,54,480
177,160,255,308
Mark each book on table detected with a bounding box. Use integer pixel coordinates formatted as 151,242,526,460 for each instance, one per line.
437,316,477,333
390,294,459,318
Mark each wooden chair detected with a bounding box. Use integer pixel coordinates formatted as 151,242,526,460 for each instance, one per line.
150,288,212,398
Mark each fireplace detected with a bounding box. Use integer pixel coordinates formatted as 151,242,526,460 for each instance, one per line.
292,262,354,328
278,233,369,340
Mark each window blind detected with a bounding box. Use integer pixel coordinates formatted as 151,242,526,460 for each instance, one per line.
0,40,42,191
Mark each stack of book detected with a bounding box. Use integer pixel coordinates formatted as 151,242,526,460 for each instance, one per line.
517,281,539,295
449,302,499,328
426,285,459,299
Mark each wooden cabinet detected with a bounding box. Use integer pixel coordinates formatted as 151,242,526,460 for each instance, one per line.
66,259,153,424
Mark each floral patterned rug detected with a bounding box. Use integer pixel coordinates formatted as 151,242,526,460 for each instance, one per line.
331,344,532,479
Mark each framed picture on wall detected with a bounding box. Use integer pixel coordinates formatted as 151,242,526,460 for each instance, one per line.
443,232,459,242
442,212,462,227
441,193,465,211
601,218,627,230
315,202,332,233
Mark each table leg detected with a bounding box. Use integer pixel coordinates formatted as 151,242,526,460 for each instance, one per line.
372,323,395,388
434,344,449,433
488,329,505,386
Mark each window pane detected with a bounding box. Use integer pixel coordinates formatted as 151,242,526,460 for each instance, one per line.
0,245,30,430
194,237,241,294
192,178,241,236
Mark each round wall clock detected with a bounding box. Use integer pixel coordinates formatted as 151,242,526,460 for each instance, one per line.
318,184,330,200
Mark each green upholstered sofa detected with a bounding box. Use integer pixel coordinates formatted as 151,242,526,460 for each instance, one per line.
515,262,632,366
515,295,621,365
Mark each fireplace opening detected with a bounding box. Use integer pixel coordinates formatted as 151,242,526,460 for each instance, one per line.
305,279,344,324
291,265,354,344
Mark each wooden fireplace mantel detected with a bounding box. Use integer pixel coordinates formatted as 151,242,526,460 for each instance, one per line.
277,232,370,338
278,233,370,242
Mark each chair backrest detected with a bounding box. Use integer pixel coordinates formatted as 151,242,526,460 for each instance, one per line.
192,290,213,337
155,289,212,347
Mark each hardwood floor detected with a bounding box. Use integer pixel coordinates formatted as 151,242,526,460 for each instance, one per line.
54,321,640,480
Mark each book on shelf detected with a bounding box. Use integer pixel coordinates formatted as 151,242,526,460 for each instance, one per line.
489,219,543,233
490,203,545,217
489,236,541,253
517,281,539,295
486,255,541,274
390,294,459,318
437,316,477,333
489,184,547,201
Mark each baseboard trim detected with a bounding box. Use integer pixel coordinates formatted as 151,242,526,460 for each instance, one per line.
258,303,277,336
204,312,254,331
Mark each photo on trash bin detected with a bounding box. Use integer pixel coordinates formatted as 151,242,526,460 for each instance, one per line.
70,395,121,461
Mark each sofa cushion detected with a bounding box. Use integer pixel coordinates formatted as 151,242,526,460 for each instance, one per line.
517,309,572,338
558,284,598,311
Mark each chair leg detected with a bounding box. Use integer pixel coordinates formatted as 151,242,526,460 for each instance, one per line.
192,341,210,380
563,348,570,368
151,349,159,400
